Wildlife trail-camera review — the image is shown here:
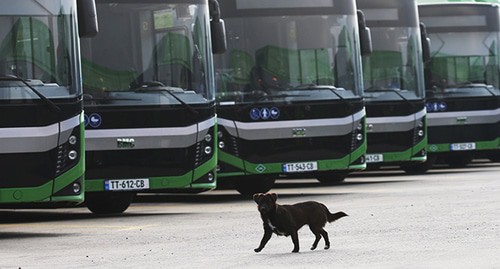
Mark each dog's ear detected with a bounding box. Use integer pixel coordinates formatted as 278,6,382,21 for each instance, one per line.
269,193,278,202
253,193,263,204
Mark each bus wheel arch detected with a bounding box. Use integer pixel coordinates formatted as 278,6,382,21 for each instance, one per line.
85,192,135,214
401,154,437,175
232,175,276,196
444,153,474,168
316,171,349,185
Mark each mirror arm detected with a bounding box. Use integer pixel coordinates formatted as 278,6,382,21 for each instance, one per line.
209,0,221,22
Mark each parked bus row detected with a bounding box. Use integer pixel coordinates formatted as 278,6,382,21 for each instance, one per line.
1,0,498,214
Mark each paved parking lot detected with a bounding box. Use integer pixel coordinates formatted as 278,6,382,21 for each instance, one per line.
1,161,499,268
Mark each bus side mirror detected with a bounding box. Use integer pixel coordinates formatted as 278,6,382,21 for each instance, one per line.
211,20,227,54
420,23,431,63
357,10,372,56
209,0,227,54
77,0,98,38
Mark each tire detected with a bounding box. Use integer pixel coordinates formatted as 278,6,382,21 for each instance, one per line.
85,192,135,214
401,155,437,175
316,171,349,185
445,153,474,168
488,152,500,163
233,176,276,196
489,157,500,163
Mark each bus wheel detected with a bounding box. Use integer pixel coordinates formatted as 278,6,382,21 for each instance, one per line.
445,153,474,168
316,171,349,185
233,176,276,196
85,192,135,214
401,155,437,174
488,153,500,162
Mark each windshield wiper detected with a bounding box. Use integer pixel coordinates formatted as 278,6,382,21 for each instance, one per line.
365,87,410,102
0,74,60,112
293,84,354,107
132,84,199,116
445,83,496,96
83,94,142,104
237,93,310,113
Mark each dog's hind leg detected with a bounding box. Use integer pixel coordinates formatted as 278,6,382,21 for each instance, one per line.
320,229,330,249
291,231,300,253
309,226,322,250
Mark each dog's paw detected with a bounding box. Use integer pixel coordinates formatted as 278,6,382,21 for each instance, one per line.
254,248,262,253
324,245,330,250
310,245,317,251
292,249,299,253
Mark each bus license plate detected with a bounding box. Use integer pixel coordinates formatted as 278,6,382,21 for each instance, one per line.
366,154,383,163
105,179,149,191
283,162,318,173
450,143,476,151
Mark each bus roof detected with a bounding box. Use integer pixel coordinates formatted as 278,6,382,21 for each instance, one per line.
357,0,420,27
419,2,500,32
218,0,357,18
418,0,499,3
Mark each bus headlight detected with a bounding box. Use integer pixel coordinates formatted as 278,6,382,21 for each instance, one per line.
194,126,216,167
351,118,365,151
218,141,225,149
207,172,214,182
68,135,77,145
413,117,426,145
204,134,212,142
72,182,82,194
356,122,363,131
68,150,78,160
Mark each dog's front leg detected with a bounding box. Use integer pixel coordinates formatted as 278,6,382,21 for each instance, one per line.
291,231,300,253
254,229,272,253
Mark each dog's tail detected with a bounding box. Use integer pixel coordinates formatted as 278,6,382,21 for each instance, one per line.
327,211,348,223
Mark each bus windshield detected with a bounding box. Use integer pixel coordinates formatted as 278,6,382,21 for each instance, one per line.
0,0,78,100
422,14,500,98
81,1,214,107
363,26,425,101
215,13,362,104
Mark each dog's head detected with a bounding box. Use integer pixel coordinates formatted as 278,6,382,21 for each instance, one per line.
253,193,277,214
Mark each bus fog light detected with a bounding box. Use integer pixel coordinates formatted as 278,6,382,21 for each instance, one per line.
218,141,225,149
204,146,212,155
418,120,424,128
356,133,363,141
72,182,81,194
68,135,77,145
204,134,212,142
207,173,214,182
68,150,78,160
418,130,424,137
356,122,363,131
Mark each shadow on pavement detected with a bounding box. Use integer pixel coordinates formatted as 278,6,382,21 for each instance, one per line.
0,231,71,240
0,210,188,225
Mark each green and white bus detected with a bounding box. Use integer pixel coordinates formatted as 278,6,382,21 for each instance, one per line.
417,2,500,168
0,0,97,207
357,0,429,172
81,0,226,213
214,0,371,195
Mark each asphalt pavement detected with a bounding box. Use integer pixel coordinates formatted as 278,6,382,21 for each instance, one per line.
1,161,499,268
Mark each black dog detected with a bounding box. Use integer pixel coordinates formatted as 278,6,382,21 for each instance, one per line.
253,193,347,253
